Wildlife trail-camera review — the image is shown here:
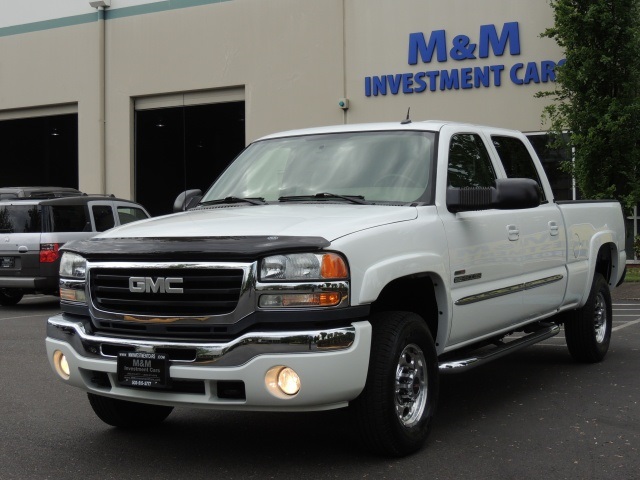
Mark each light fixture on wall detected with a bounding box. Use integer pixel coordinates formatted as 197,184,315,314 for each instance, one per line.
89,0,110,7
51,127,60,137
156,118,166,128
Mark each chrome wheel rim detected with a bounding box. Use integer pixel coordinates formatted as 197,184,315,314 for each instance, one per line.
395,343,427,427
594,291,608,343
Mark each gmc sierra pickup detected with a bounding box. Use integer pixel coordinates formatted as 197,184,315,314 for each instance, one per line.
46,120,626,456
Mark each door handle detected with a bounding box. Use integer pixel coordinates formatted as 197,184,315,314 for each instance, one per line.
549,221,559,236
507,225,519,241
18,246,28,253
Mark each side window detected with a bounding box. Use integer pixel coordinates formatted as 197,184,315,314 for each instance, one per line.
491,135,546,201
49,205,90,232
117,206,149,225
92,205,115,232
447,134,496,188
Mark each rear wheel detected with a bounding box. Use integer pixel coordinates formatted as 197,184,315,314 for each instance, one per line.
564,273,612,363
351,311,439,457
0,289,23,306
88,393,174,428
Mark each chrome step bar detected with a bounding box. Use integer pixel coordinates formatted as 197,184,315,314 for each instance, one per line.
439,324,560,374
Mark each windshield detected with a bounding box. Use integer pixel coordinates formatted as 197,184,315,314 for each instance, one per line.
200,131,436,204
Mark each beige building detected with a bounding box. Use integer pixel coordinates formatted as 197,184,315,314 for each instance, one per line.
0,0,565,215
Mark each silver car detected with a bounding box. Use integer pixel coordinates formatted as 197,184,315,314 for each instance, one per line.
0,195,150,305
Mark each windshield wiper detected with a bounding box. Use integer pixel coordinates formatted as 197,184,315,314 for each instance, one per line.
199,196,266,206
278,192,367,205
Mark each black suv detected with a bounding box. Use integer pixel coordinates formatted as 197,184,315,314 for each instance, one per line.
0,195,150,305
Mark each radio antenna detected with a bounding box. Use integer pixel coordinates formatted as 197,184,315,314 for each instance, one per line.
401,107,412,125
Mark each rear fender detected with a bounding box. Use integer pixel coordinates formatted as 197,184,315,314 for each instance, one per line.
580,232,623,307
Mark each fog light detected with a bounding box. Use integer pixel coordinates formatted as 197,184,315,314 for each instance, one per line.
265,366,301,398
277,367,301,395
53,350,70,380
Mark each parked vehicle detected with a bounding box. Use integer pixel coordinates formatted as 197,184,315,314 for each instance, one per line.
0,195,150,305
0,186,83,200
45,121,625,456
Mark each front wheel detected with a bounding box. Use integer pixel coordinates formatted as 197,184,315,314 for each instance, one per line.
564,273,612,363
88,393,174,428
0,289,23,306
351,311,439,457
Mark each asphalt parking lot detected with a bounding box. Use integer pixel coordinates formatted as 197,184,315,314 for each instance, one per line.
0,292,638,480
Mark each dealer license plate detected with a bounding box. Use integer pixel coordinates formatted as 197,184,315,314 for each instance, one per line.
117,352,170,389
1,257,15,268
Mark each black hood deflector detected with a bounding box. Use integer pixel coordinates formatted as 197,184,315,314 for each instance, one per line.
62,236,331,261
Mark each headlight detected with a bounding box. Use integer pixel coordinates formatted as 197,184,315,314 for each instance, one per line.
59,252,87,304
260,253,348,281
59,252,87,278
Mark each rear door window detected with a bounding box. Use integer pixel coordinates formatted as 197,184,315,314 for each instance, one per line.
48,205,90,232
92,205,116,232
0,205,42,233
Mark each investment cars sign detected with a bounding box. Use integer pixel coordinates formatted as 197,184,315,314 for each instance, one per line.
364,22,566,96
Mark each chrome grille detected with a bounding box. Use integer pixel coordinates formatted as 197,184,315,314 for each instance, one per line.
90,267,244,316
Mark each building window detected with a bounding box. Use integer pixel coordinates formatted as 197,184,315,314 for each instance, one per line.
135,101,245,217
0,114,79,189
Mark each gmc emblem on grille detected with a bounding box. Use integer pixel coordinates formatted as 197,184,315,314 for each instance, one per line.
129,277,184,294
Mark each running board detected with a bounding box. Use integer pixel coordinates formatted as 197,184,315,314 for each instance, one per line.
438,324,560,374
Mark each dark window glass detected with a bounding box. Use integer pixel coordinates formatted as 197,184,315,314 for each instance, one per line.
0,205,41,233
117,206,148,224
49,205,90,232
92,205,115,232
492,135,546,201
447,134,496,188
0,114,78,188
526,133,574,201
135,102,245,217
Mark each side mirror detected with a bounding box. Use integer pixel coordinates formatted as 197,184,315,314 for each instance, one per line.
173,189,202,212
447,178,540,213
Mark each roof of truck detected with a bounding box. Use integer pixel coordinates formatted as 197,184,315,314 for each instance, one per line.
261,119,524,141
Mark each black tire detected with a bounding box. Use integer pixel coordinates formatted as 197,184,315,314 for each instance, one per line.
564,273,612,363
87,393,173,428
0,289,23,306
351,311,439,457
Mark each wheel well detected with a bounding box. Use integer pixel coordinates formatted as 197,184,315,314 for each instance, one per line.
595,244,614,283
370,274,439,340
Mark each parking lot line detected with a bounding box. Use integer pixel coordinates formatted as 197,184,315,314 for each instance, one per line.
612,319,640,331
0,313,50,321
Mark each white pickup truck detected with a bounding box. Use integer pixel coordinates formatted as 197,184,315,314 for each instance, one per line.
46,120,626,456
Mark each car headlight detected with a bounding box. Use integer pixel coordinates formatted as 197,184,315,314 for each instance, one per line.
259,252,349,308
260,253,348,281
59,252,87,304
59,252,87,278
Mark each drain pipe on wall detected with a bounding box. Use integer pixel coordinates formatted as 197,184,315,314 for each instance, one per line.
341,0,349,124
90,1,109,194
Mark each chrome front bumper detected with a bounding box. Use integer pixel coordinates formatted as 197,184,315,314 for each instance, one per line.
47,315,358,367
45,314,372,411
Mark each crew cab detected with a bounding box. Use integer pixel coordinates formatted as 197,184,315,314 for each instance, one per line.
45,121,625,456
0,195,150,305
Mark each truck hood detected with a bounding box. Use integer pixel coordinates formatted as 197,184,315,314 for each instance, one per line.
101,204,417,242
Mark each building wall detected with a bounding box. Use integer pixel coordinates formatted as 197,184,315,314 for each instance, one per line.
344,0,562,129
0,0,563,199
